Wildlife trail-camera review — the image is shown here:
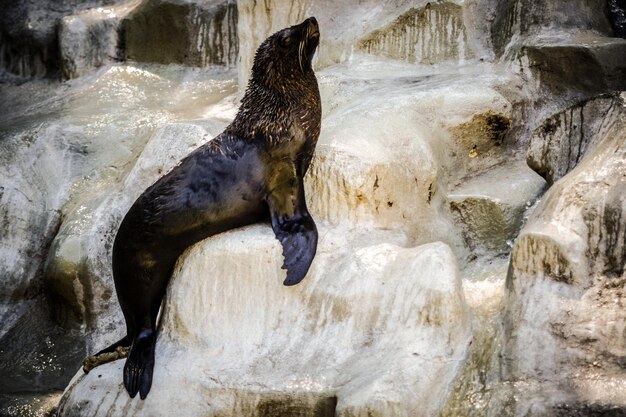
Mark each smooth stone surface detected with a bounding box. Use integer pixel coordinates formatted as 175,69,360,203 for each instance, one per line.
310,57,515,253
59,2,140,79
4,0,626,415
448,160,547,256
491,0,613,56
504,97,626,416
1,63,235,342
43,121,226,332
124,0,238,67
58,225,471,417
358,2,473,65
519,32,626,98
527,93,622,185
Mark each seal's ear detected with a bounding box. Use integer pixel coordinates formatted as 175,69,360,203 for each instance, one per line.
265,161,318,286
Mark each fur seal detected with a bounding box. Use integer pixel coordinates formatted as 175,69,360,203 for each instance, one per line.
87,17,321,400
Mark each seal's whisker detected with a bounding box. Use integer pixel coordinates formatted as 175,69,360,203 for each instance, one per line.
298,39,305,73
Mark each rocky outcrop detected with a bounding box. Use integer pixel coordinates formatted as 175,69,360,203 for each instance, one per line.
448,161,546,257
2,0,626,416
527,94,622,184
57,230,471,417
358,2,472,65
519,32,626,99
38,66,236,337
124,0,238,67
1,0,239,80
491,0,613,57
59,2,139,79
0,0,127,78
0,63,236,414
503,98,626,416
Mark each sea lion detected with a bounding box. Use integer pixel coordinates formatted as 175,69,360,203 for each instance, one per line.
86,17,321,400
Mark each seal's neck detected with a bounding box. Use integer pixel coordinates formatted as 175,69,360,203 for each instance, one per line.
226,74,321,148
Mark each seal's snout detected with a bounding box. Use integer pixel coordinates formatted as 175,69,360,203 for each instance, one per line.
305,16,320,38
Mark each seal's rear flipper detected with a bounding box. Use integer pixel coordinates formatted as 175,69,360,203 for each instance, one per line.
266,162,318,286
124,329,156,399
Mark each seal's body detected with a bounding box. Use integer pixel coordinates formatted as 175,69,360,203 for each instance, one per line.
91,17,321,400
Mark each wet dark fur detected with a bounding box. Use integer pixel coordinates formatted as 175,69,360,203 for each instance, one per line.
91,17,321,400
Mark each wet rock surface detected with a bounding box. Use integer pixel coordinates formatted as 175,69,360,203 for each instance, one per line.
59,2,138,79
519,32,626,98
0,0,124,78
0,63,236,414
609,0,626,38
0,0,625,416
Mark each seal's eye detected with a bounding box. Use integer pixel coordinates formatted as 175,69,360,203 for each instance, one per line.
280,35,293,47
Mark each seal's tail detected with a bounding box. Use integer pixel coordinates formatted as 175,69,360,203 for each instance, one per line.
123,329,157,400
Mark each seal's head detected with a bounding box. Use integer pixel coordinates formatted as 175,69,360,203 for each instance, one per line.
251,17,320,87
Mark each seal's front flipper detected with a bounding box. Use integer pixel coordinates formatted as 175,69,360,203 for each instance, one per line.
272,210,318,286
266,162,318,286
123,329,156,399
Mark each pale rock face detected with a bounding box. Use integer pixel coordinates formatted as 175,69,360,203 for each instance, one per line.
358,2,473,65
53,36,520,413
448,161,547,256
58,226,471,417
59,2,141,79
2,0,626,415
504,99,626,415
0,123,72,336
38,65,236,338
236,0,478,91
44,120,227,346
527,93,623,185
310,56,516,257
0,64,237,407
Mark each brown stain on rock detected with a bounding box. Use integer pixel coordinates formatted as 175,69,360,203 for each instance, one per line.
450,111,512,158
256,394,338,417
358,2,472,64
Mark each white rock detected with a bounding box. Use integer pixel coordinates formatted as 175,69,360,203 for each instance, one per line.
235,0,471,90
45,119,229,349
527,94,623,185
0,125,72,336
504,98,626,413
58,225,470,416
448,160,546,256
59,2,140,79
358,2,473,65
